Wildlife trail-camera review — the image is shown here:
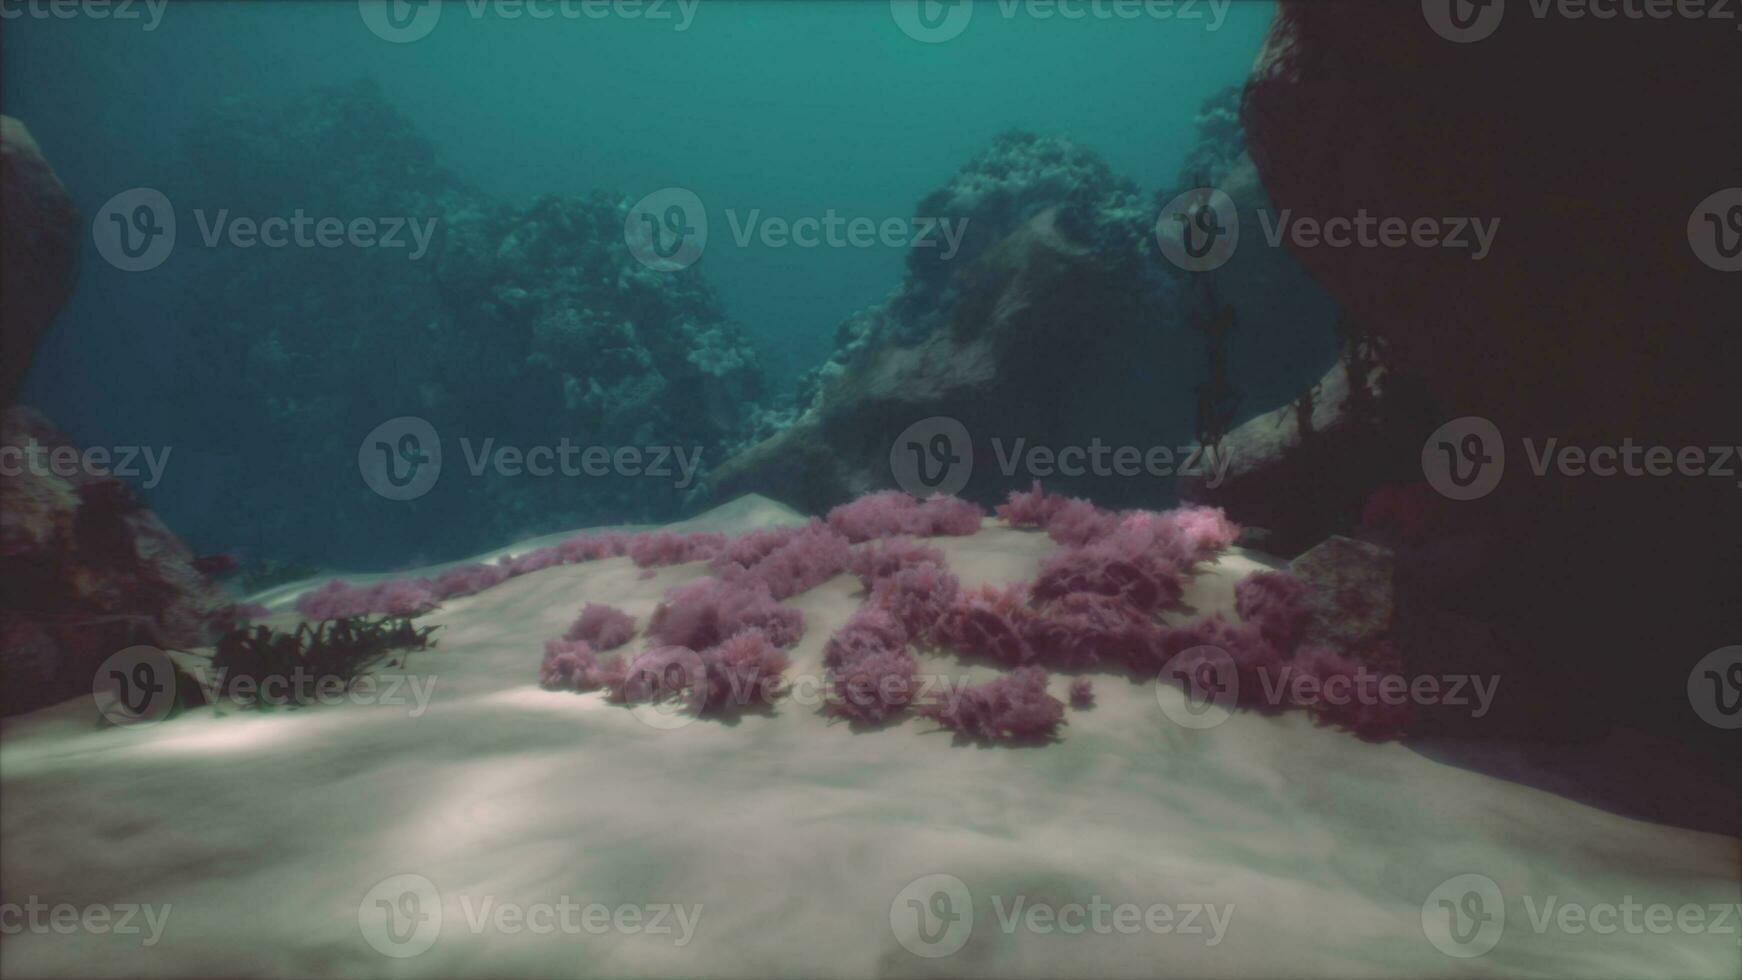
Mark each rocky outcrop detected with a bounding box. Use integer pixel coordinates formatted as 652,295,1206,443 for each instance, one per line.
170,81,769,567
1,117,79,404
714,124,1342,516
1238,2,1742,739
0,408,237,717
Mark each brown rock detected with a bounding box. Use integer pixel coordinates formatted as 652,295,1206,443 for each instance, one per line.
1288,535,1395,663
0,408,236,717
1,116,79,403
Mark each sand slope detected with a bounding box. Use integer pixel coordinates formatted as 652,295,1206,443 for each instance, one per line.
2,496,1736,978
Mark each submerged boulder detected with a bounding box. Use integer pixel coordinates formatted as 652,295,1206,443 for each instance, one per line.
0,408,237,717
1,116,79,404
1239,0,1742,739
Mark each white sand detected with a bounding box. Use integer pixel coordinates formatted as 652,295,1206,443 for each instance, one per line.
2,496,1736,978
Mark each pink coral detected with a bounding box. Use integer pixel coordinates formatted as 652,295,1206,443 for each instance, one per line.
869,561,961,644
920,667,1066,742
1068,677,1095,709
629,531,730,569
564,603,637,651
426,562,512,600
502,546,564,577
1043,498,1123,546
826,491,984,543
295,578,439,621
828,647,921,724
1288,646,1414,740
848,537,946,591
996,481,1073,529
1022,593,1162,671
647,576,805,651
1234,570,1316,654
556,531,631,564
696,629,792,715
936,583,1038,667
1031,542,1182,613
824,606,910,669
538,638,626,692
711,521,850,599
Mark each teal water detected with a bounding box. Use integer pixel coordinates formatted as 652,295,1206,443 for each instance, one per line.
3,0,1281,568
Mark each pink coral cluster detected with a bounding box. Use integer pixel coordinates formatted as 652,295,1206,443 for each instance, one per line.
847,537,946,591
564,603,637,651
295,578,439,621
710,521,851,599
822,607,921,724
647,576,805,651
826,491,985,543
918,667,1066,742
629,531,730,569
1233,570,1315,654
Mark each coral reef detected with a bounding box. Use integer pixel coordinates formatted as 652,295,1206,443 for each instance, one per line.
646,576,805,652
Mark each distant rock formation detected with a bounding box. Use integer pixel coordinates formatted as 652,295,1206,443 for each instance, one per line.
169,81,767,567
715,121,1341,515
1,117,78,404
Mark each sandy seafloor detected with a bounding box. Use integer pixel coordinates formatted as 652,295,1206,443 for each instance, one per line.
2,496,1737,979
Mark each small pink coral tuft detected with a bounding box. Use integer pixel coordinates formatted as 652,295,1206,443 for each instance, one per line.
647,576,805,651
564,603,637,651
1233,570,1316,654
826,491,985,543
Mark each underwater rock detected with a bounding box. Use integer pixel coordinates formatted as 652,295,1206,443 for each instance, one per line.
1,117,79,404
1241,1,1742,738
170,82,767,568
0,408,238,717
1286,536,1395,666
1181,358,1427,556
